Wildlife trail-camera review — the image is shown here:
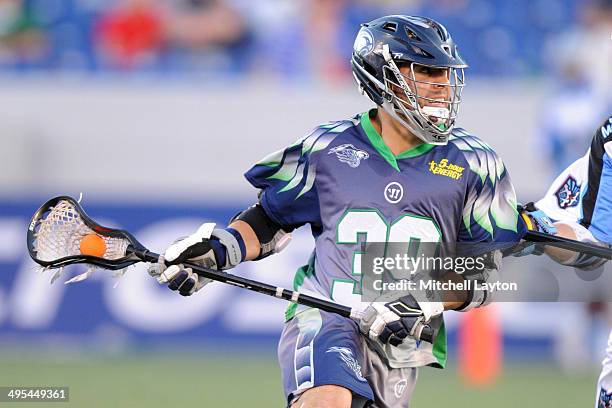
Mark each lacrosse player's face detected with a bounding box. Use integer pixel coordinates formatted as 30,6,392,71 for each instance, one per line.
399,64,451,109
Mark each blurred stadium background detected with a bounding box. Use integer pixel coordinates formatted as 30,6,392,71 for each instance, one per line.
0,0,611,406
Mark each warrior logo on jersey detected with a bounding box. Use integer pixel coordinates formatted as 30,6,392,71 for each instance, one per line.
598,387,612,408
385,181,404,204
328,144,369,168
394,379,408,398
555,176,581,209
326,347,367,382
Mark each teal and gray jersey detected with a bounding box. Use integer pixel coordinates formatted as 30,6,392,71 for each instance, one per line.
245,110,525,368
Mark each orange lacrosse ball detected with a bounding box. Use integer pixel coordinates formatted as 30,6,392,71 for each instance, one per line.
80,234,106,257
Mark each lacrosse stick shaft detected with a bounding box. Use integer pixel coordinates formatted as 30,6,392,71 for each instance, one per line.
129,247,434,343
132,247,354,316
523,231,612,260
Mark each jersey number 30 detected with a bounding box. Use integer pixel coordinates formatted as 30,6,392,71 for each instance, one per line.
332,209,441,306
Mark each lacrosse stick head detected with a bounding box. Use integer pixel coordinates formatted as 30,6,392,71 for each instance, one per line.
27,196,146,270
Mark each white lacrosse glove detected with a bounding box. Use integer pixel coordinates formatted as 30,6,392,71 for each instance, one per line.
149,223,245,296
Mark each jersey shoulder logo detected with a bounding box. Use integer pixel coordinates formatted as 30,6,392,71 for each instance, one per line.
326,347,367,382
428,158,464,180
555,176,581,209
328,143,369,168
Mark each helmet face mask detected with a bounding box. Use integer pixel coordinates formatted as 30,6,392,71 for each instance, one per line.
351,15,468,145
381,49,465,145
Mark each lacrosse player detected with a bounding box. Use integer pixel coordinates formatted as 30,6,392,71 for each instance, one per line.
519,115,612,408
153,15,529,407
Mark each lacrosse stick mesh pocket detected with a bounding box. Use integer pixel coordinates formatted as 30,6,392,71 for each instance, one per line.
32,199,129,262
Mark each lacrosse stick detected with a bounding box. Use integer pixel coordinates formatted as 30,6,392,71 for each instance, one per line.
523,231,612,260
26,195,435,343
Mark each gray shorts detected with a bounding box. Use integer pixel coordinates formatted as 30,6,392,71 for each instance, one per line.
278,308,418,407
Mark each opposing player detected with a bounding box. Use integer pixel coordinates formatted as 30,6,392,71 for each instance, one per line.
151,16,527,407
519,114,612,408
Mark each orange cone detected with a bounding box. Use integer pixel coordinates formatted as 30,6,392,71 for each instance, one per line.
458,305,502,386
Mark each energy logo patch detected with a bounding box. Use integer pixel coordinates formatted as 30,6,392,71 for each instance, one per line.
428,159,464,180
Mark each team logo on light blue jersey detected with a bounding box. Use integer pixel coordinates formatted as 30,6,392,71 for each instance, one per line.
326,347,367,382
328,144,369,168
555,176,581,209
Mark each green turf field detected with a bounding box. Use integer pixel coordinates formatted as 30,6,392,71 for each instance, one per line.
0,352,599,407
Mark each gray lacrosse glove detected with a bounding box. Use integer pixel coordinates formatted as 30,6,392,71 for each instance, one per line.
359,295,443,345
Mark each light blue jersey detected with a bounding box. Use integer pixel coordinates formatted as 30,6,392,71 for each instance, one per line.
537,115,612,245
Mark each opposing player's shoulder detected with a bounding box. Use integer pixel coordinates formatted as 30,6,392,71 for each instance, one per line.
598,115,612,141
588,114,612,164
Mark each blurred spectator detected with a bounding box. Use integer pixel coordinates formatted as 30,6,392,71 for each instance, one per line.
162,0,251,74
305,0,350,82
0,0,593,77
575,0,612,99
0,0,47,66
243,0,379,83
540,0,612,173
94,0,164,69
164,0,246,50
540,74,606,174
94,0,249,72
